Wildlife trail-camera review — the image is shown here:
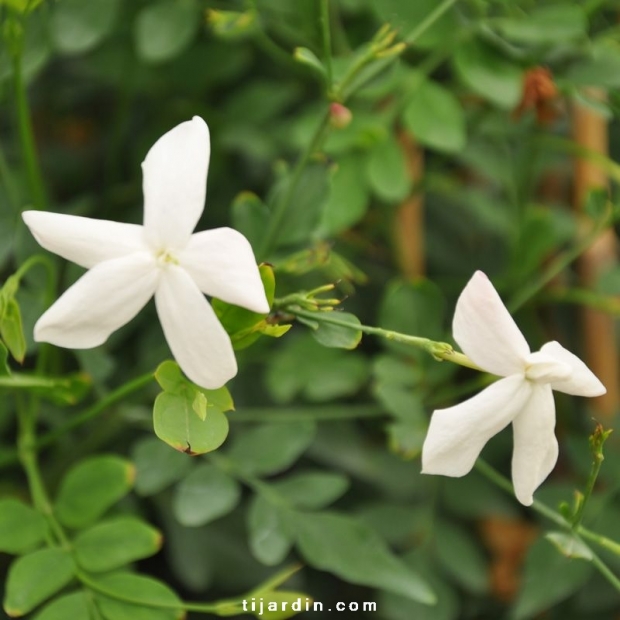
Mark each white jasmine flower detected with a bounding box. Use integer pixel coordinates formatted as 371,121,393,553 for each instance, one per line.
22,116,269,389
421,270,605,505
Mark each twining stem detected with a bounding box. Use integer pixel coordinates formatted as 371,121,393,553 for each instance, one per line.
280,304,483,372
404,0,459,44
475,459,620,591
257,110,331,260
572,425,611,530
507,201,615,312
37,371,155,450
0,372,154,469
15,394,70,549
12,46,47,210
257,0,460,258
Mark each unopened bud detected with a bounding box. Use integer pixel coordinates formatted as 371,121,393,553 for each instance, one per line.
329,103,352,129
376,42,406,59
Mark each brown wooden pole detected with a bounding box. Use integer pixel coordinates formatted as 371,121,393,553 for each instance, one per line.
394,131,425,279
573,88,619,419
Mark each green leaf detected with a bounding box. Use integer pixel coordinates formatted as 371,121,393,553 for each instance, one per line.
545,532,593,561
207,9,258,40
310,312,362,350
0,341,10,376
318,155,369,236
495,6,587,45
132,437,192,496
367,134,411,202
379,554,458,620
567,44,620,89
247,495,293,566
274,164,330,247
31,372,92,406
50,0,120,55
0,297,26,363
55,455,135,529
212,264,276,349
226,421,316,477
453,39,522,109
219,591,313,620
154,361,235,412
154,391,230,455
271,471,349,510
293,512,436,604
172,464,241,527
434,520,489,594
1,372,92,405
512,538,593,620
293,47,326,78
266,334,370,404
0,499,48,554
74,517,162,572
231,192,269,251
32,592,89,620
403,77,466,153
3,549,75,617
134,0,200,64
379,279,445,359
370,0,456,49
92,573,183,620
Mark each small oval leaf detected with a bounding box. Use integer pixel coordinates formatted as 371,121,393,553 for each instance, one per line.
74,517,162,572
3,549,75,617
0,499,48,554
153,392,229,455
55,455,135,529
173,464,241,527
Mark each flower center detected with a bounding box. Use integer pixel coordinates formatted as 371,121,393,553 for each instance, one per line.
524,351,572,384
155,249,179,268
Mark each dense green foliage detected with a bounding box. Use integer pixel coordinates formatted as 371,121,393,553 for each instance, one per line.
1,1,620,619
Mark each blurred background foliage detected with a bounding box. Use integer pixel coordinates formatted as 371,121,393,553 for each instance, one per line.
2,0,620,618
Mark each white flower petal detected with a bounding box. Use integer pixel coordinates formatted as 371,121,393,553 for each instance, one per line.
540,341,607,397
155,265,237,389
453,271,530,376
179,228,269,314
142,116,210,250
22,211,146,269
35,253,158,348
511,384,558,506
422,375,532,478
524,351,572,384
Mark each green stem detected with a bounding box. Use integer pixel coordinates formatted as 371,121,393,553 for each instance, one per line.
0,141,21,212
15,394,70,548
475,458,620,591
0,372,154,469
320,0,333,90
572,460,602,531
12,48,47,210
284,306,483,371
37,371,155,450
257,110,331,260
508,203,614,312
404,0,459,44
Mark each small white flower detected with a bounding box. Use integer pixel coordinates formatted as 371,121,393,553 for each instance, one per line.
422,270,605,505
22,116,269,389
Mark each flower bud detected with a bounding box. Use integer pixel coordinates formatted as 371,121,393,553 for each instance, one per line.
329,103,352,129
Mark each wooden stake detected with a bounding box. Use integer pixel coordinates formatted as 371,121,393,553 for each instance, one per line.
573,88,619,419
394,131,425,279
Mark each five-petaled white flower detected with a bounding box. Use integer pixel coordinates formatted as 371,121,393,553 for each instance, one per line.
422,270,606,506
22,116,269,389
